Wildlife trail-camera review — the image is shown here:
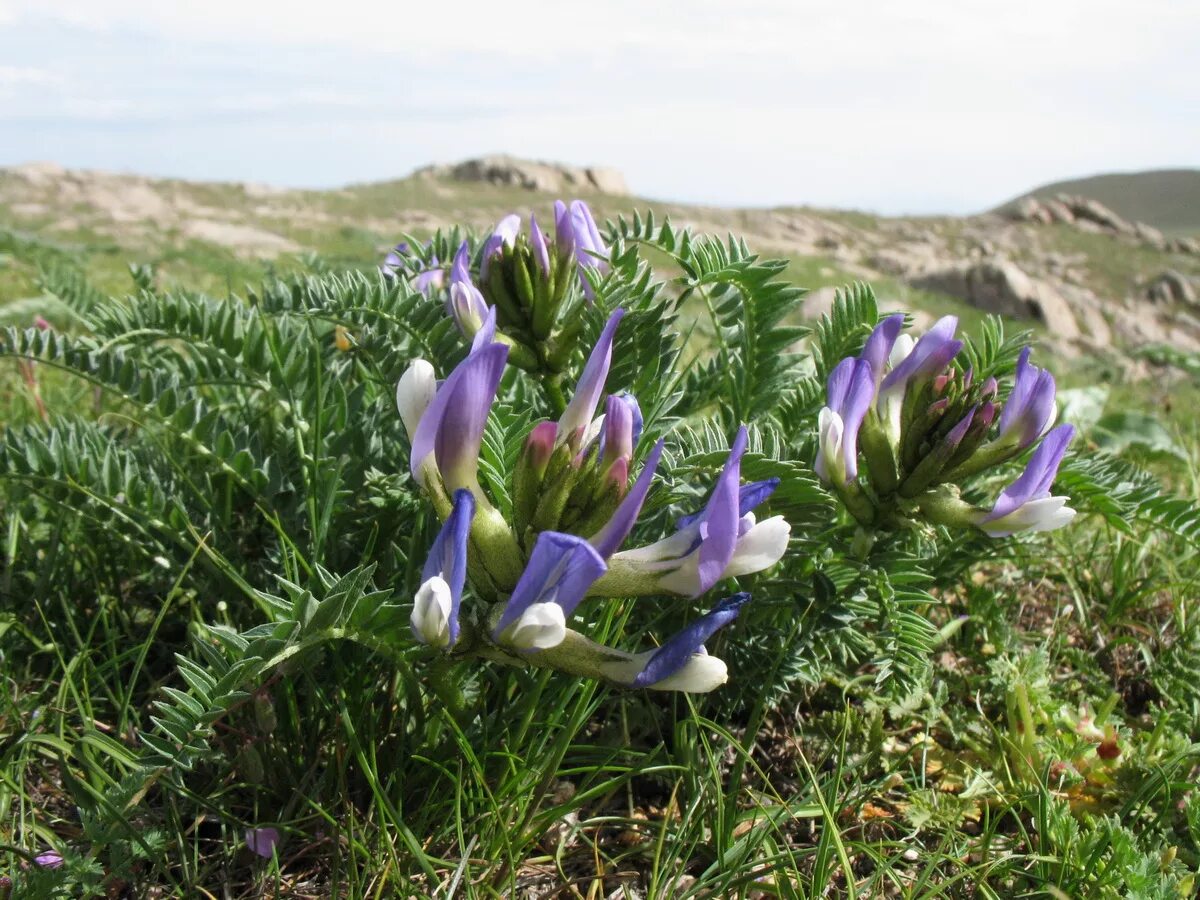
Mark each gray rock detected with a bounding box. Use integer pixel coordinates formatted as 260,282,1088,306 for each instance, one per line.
418,155,630,195
911,259,1080,339
1146,270,1197,306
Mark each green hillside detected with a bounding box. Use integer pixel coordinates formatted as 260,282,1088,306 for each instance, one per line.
996,168,1200,233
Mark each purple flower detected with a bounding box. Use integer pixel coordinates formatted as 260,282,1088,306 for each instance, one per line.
382,242,444,294
568,200,608,299
607,428,789,596
554,200,574,257
877,316,963,437
995,347,1056,450
411,489,475,648
445,242,491,339
859,314,905,392
409,338,508,496
481,214,521,279
33,851,63,869
414,259,445,294
492,531,607,650
599,392,642,472
816,357,875,486
556,309,624,450
245,827,281,859
978,424,1076,536
599,593,751,691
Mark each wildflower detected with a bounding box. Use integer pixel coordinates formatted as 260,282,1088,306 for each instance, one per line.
395,359,437,441
492,531,607,651
598,593,751,691
977,424,1076,536
555,309,624,449
816,357,875,487
334,325,353,352
33,851,63,869
877,315,963,441
411,489,475,648
408,336,508,499
381,242,445,293
599,428,789,597
993,347,1057,451
819,313,1076,540
480,214,521,279
557,199,609,299
447,242,491,340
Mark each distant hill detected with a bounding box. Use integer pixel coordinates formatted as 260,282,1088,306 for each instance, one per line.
995,169,1200,233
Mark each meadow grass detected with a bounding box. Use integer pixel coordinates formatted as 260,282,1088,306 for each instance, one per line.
1,215,1198,899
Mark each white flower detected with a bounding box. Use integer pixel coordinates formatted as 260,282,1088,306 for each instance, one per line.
817,407,846,485
506,601,567,650
410,575,453,648
978,496,1076,537
724,514,791,577
599,646,729,692
396,359,437,440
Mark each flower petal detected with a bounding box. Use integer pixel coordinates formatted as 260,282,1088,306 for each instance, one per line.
694,426,748,596
983,423,1075,524
630,592,750,688
557,309,625,445
409,343,508,491
493,531,607,640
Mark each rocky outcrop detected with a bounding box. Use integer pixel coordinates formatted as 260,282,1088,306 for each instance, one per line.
1147,270,1197,306
911,260,1080,340
1010,193,1195,254
417,155,629,196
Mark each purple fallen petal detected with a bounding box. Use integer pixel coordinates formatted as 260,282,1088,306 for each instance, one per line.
591,439,665,558
493,531,607,636
631,592,750,688
245,827,281,859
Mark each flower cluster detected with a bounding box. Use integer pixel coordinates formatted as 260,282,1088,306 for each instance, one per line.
386,200,611,375
816,314,1076,538
396,308,790,692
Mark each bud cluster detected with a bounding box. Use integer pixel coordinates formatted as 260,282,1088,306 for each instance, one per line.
386,200,611,377
816,315,1076,539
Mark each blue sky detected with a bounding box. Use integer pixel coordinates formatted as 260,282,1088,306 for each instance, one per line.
1,0,1197,214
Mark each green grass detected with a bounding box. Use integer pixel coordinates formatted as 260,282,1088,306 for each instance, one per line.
2,208,1199,898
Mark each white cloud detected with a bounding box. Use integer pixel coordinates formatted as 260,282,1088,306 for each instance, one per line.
2,0,1197,212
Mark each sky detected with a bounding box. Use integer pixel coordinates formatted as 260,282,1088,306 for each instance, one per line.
0,1,1197,215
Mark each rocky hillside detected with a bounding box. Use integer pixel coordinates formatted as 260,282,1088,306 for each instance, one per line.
995,169,1200,233
3,158,1199,374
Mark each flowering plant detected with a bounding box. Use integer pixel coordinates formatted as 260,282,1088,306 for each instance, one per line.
396,206,791,690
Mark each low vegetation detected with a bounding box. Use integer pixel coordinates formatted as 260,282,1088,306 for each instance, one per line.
1,199,1199,899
